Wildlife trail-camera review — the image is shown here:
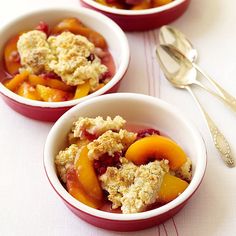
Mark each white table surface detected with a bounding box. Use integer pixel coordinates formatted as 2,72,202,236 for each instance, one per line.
1,0,236,235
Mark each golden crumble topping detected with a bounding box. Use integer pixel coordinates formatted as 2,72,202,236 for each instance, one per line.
17,30,54,74
17,30,107,91
87,129,137,160
175,156,192,181
55,144,79,183
48,32,107,89
99,158,169,213
73,116,126,139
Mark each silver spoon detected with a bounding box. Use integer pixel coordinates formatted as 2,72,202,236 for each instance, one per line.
159,25,198,62
156,45,235,168
159,26,236,112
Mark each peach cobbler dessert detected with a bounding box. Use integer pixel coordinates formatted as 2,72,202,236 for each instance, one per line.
95,0,173,10
55,116,192,213
2,18,115,102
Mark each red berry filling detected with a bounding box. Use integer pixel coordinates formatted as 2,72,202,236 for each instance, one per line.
83,130,98,141
9,51,20,63
94,152,121,176
40,72,61,80
137,128,160,139
87,53,95,62
35,21,49,35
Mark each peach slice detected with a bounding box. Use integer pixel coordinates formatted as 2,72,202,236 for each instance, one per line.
51,17,107,49
36,84,73,102
16,82,41,100
4,34,21,75
152,0,173,7
96,0,125,9
94,83,105,92
66,168,101,209
29,74,73,92
4,71,29,91
125,135,187,170
73,82,90,99
74,146,103,201
131,0,151,10
158,173,189,203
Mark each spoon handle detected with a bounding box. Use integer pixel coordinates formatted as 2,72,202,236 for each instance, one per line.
193,63,236,112
186,86,235,167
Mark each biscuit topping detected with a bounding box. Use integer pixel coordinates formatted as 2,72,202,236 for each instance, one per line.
17,30,54,74
17,30,107,91
87,129,137,160
73,116,126,139
99,158,169,213
48,32,107,89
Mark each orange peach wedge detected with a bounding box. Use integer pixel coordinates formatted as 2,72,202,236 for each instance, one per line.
131,0,151,10
74,146,103,201
51,17,107,49
152,0,173,8
16,82,41,100
4,71,29,91
66,168,101,209
158,173,189,203
28,74,73,92
36,84,73,102
74,82,90,99
125,135,187,170
96,0,125,9
4,34,21,75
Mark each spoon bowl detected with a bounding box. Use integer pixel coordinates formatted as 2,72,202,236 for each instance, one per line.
158,44,236,112
159,25,198,62
156,44,197,89
159,26,236,113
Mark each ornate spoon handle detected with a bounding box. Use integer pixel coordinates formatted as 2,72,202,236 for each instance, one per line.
203,109,235,167
186,86,235,167
194,63,236,112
